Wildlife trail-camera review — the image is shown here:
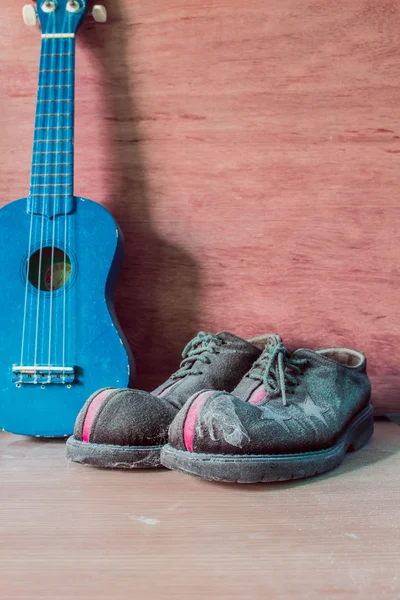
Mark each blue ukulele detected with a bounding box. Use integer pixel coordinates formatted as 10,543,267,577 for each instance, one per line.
0,1,134,436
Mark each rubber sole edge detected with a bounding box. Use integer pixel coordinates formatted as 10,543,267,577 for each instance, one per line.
66,436,164,469
160,404,374,483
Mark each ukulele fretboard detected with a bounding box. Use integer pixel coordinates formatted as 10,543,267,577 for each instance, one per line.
28,37,75,218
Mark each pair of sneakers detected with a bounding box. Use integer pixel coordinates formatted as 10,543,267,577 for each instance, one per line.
66,331,373,483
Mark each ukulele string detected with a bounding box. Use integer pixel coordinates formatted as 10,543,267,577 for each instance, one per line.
22,39,47,377
53,36,65,382
19,200,35,375
47,34,60,379
62,15,70,383
48,11,69,382
33,37,52,382
21,28,50,377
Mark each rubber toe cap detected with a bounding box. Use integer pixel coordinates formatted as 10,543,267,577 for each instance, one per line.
73,387,177,447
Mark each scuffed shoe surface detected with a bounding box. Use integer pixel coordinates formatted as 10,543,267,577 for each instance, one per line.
66,331,262,468
162,335,373,482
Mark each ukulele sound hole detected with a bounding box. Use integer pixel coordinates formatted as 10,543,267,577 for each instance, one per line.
28,247,72,292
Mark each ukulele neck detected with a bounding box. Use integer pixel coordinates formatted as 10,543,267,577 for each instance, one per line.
28,36,76,218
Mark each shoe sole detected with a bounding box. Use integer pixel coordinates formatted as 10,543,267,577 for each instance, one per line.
66,436,164,469
161,403,374,483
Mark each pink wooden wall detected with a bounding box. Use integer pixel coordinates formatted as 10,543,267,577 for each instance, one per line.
1,1,399,413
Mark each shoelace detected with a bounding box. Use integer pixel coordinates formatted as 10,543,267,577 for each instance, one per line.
170,331,224,380
249,342,307,406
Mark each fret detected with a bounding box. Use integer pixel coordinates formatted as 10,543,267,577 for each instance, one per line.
31,173,71,177
36,113,73,117
34,139,73,143
35,125,71,131
39,69,74,73
33,151,73,155
39,85,74,89
37,99,73,103
30,193,71,197
31,184,72,188
33,163,72,167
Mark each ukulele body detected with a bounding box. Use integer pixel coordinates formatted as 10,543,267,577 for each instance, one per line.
0,197,134,437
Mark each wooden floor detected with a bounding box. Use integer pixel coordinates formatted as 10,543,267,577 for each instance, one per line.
0,420,398,599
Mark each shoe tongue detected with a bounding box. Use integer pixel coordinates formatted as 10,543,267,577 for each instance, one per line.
247,333,283,376
292,347,335,366
292,348,319,362
231,334,283,401
261,333,282,353
216,331,252,345
218,331,283,349
216,331,280,353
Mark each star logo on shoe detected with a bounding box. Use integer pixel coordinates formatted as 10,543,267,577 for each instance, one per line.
297,394,331,427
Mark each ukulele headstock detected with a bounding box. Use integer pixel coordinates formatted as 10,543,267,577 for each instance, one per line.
23,1,107,32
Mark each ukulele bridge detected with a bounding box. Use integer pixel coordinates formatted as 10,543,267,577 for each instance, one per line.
12,365,75,385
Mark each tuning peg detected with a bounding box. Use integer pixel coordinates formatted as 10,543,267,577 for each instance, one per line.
42,1,57,13
23,4,37,26
66,1,80,13
92,5,107,23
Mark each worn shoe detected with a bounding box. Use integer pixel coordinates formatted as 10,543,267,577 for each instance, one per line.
161,335,373,483
66,331,264,468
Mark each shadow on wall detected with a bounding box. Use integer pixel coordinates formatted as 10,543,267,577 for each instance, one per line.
81,1,200,391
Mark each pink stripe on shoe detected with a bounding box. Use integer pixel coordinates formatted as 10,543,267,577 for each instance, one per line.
248,384,267,405
82,389,115,443
183,391,213,453
157,381,179,399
